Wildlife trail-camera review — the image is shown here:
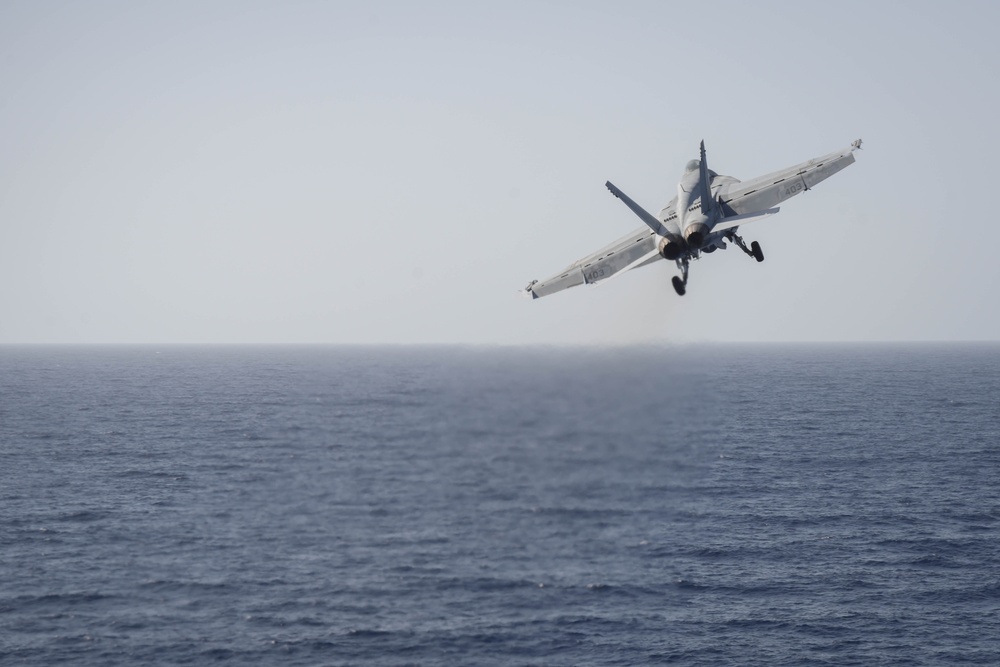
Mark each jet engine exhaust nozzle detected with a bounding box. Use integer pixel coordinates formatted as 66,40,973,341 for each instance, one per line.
658,236,684,260
684,223,708,248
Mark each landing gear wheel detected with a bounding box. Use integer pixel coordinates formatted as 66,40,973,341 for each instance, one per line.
728,230,761,263
672,276,686,296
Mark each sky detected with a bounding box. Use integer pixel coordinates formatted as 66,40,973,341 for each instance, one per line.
2,0,999,344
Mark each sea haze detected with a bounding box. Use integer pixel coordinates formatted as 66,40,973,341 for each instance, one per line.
1,344,998,666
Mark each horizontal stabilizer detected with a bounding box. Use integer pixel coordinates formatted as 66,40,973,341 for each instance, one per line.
605,181,669,237
713,207,780,233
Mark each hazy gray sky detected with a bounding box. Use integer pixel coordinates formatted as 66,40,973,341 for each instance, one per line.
2,1,998,344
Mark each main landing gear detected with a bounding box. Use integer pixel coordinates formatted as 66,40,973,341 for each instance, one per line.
727,230,764,263
672,257,689,296
671,231,762,296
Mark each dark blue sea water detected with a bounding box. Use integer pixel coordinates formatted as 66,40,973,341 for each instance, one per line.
1,344,999,666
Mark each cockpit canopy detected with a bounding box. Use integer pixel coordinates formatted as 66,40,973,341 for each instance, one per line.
685,159,701,173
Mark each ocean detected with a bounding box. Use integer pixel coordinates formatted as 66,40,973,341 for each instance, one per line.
1,344,998,665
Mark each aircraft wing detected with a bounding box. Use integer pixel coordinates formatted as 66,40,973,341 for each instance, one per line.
718,140,861,218
522,225,660,299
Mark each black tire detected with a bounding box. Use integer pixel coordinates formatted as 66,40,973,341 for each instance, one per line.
751,241,764,263
672,276,686,296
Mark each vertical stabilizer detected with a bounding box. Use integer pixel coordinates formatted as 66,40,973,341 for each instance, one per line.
699,140,712,215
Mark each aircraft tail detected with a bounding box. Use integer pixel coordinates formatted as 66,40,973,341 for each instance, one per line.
605,181,670,237
699,140,712,215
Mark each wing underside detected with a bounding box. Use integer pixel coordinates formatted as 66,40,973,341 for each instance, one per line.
525,226,659,299
719,143,859,217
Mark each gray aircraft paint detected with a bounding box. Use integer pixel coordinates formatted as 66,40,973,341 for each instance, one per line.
523,140,861,299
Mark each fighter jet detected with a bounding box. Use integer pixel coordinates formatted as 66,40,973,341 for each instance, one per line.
522,139,862,298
